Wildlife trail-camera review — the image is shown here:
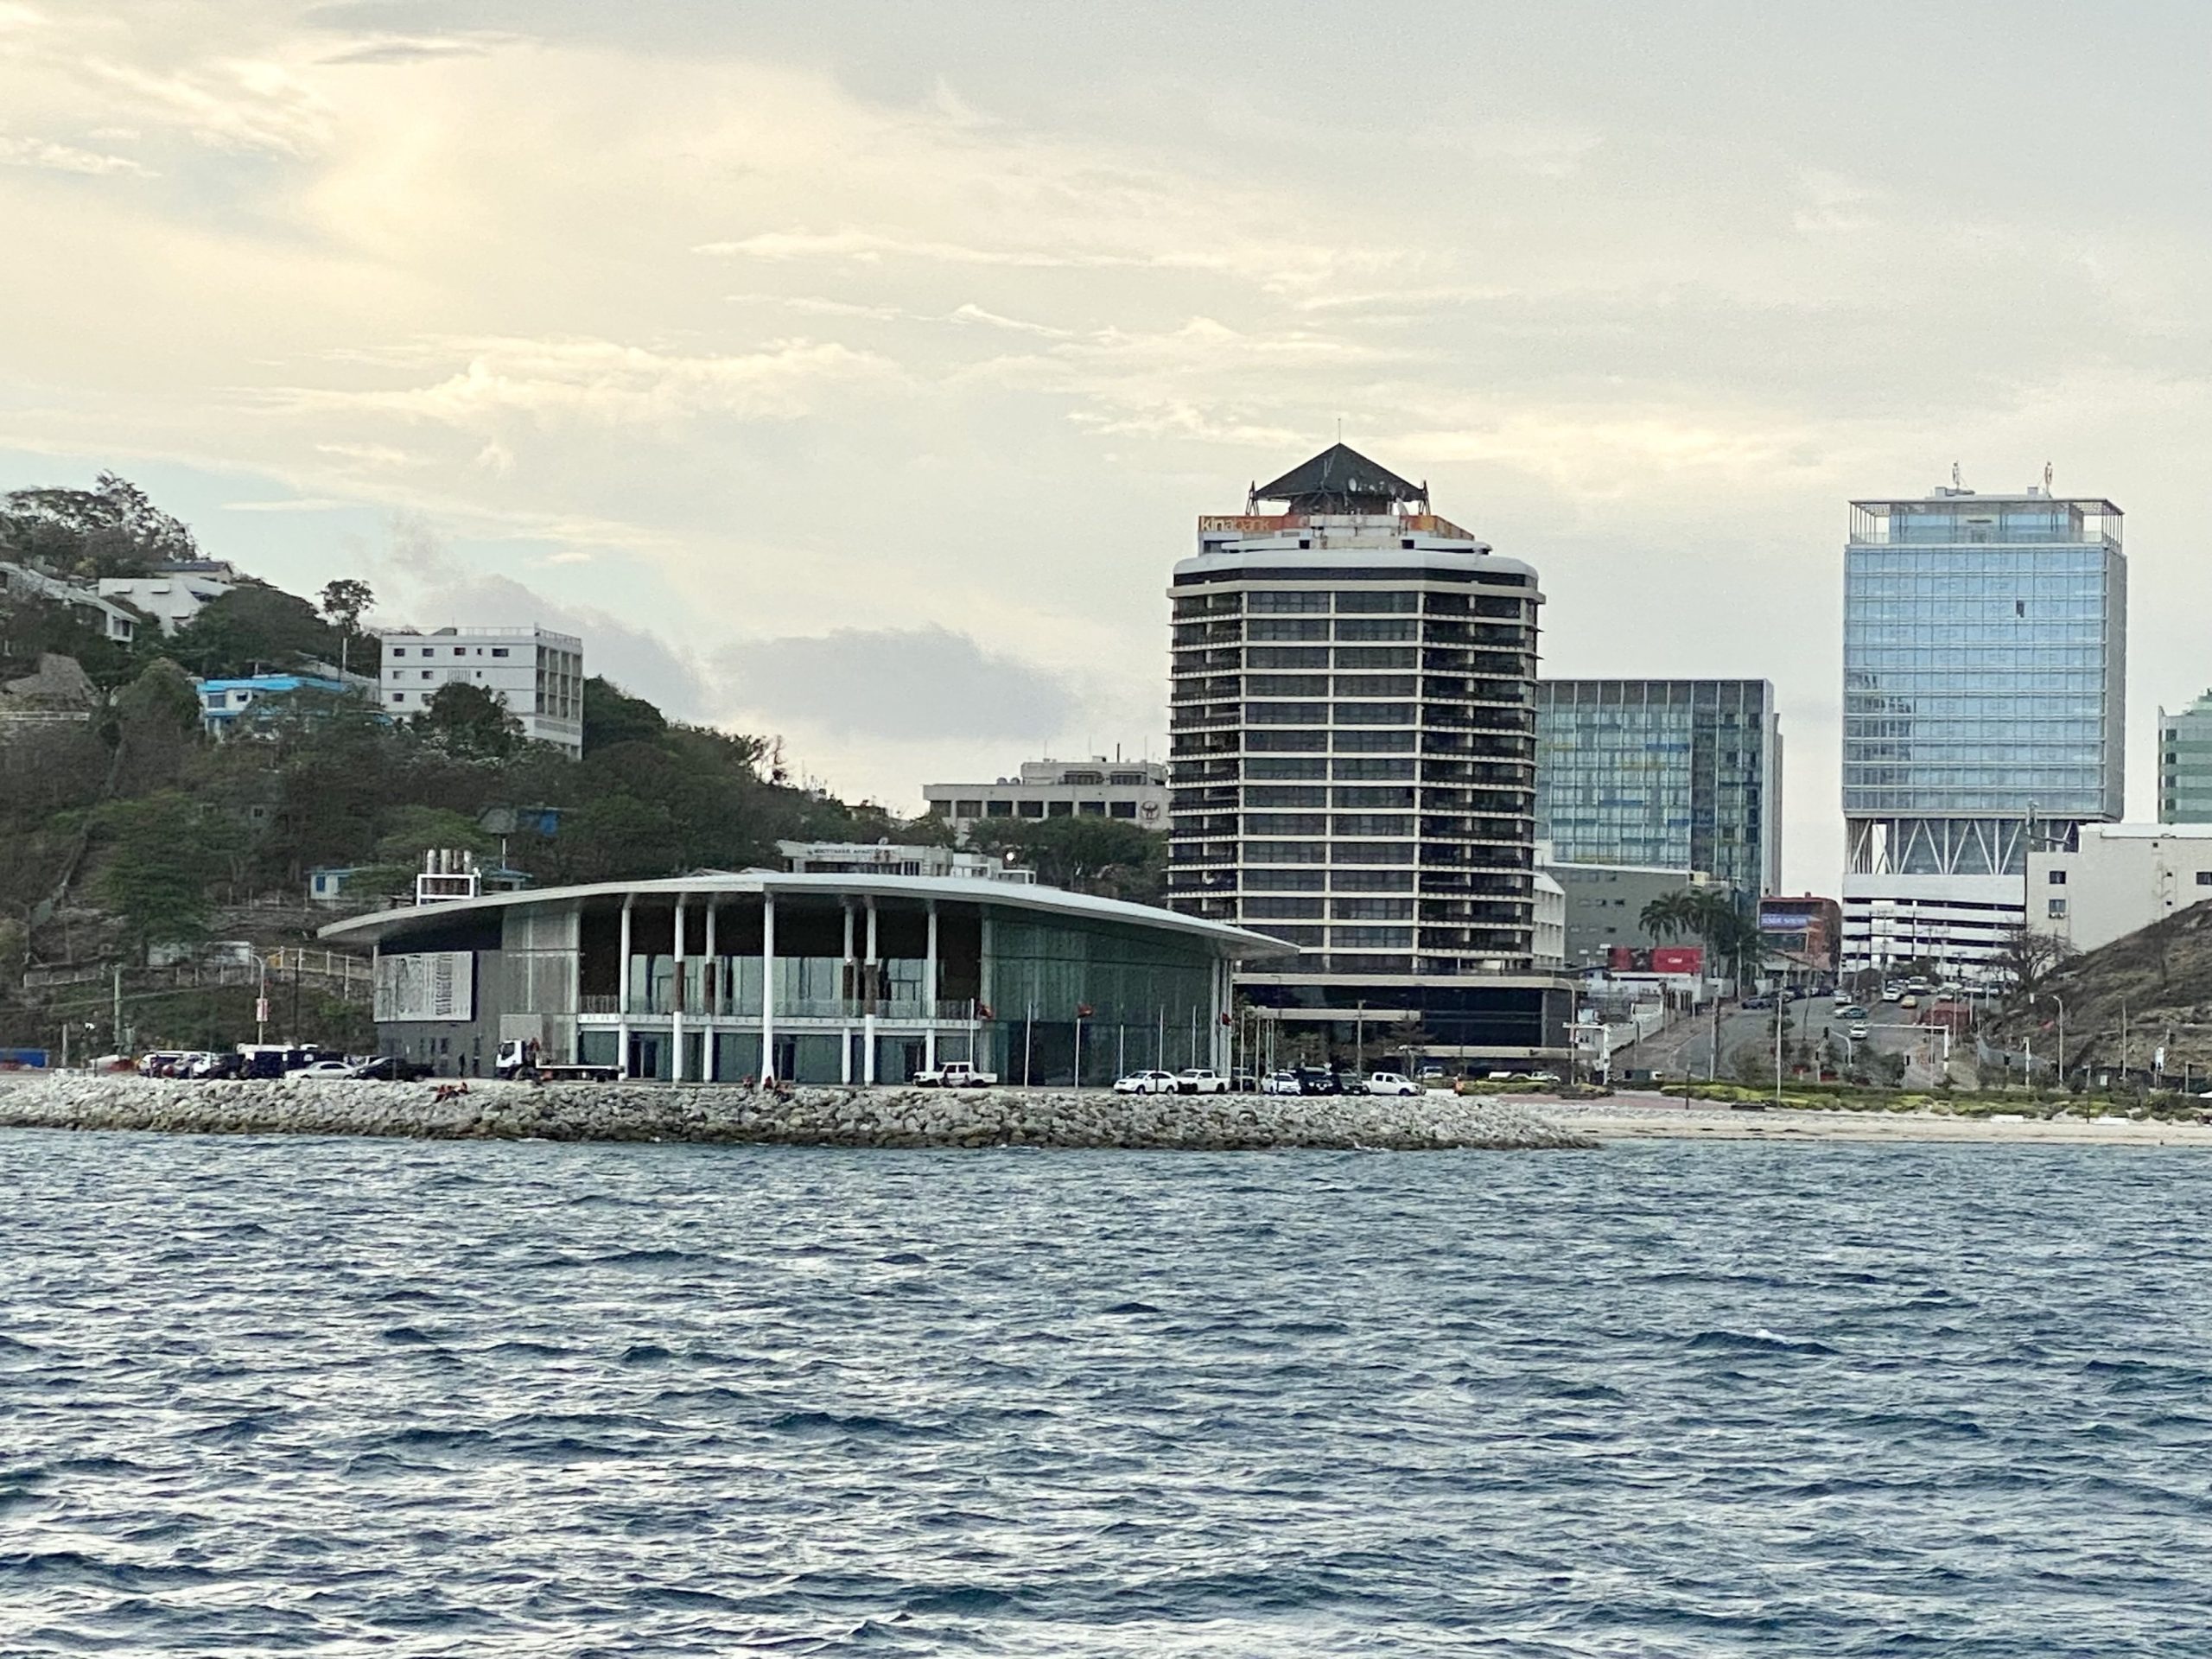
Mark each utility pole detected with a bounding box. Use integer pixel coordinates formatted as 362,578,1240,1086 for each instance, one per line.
111,963,123,1057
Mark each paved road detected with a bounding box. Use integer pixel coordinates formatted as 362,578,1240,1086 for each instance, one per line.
1628,994,1962,1088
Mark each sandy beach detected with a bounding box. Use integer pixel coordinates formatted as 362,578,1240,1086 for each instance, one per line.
1548,1090,2212,1147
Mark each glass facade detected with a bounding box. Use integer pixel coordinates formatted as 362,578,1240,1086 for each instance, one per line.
1842,490,2125,878
1534,680,1779,900
2160,693,2212,823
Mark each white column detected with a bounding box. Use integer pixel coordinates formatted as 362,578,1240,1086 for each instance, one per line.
671,894,687,1083
760,890,777,1082
703,900,718,1081
617,892,633,1077
840,899,855,1084
923,899,939,1071
862,895,880,1084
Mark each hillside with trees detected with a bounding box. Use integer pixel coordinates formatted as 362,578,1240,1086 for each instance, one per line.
2,477,1162,1056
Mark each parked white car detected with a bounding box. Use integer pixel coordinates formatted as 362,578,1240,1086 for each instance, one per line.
1113,1070,1179,1095
1260,1071,1300,1094
286,1058,360,1081
1363,1071,1419,1096
1175,1068,1230,1095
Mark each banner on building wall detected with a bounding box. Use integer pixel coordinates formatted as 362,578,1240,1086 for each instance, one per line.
375,951,474,1022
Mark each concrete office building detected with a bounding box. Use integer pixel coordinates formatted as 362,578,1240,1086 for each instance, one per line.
925,757,1168,836
1166,443,1572,1064
2029,823,2212,957
321,868,1288,1084
2159,693,2212,823
1543,858,1718,972
1534,679,1781,904
1842,480,2126,983
378,625,585,755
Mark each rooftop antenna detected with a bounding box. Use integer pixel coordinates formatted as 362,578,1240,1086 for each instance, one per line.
1952,461,1962,490
2044,461,2054,495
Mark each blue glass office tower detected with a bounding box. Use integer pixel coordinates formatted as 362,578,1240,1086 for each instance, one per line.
1841,485,2125,980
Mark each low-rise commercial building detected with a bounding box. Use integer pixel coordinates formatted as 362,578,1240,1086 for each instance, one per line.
378,625,584,755
2029,823,2212,957
1758,894,1842,976
925,757,1169,836
320,870,1290,1084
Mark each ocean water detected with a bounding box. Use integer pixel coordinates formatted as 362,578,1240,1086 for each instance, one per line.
3,1131,2210,1656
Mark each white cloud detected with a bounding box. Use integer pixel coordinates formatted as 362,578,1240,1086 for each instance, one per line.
0,134,152,175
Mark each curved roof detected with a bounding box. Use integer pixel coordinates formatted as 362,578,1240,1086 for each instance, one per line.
319,870,1298,960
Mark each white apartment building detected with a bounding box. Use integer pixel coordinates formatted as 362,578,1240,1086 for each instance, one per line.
378,625,584,755
97,561,238,633
2028,823,2212,957
925,757,1168,836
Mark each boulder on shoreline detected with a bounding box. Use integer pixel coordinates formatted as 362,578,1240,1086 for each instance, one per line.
0,1076,1594,1152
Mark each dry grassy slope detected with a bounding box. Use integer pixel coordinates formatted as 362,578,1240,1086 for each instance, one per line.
1986,902,2212,1073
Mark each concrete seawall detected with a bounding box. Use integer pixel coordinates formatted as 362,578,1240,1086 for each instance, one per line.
0,1076,1597,1152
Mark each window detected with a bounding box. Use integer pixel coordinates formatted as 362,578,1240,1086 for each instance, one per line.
391,692,405,702
2197,871,2212,887
1109,772,1147,785
492,647,510,658
1248,756,1327,779
391,647,406,658
1077,801,1107,816
1047,800,1074,817
1244,897,1324,920
1334,590,1418,613
1063,770,1103,785
1109,801,1137,819
954,799,982,818
2047,898,2068,918
2048,870,2067,885
986,801,1014,817
421,670,434,680
1249,617,1330,641
1250,590,1332,613
930,799,953,817
1336,618,1416,641
1018,801,1046,819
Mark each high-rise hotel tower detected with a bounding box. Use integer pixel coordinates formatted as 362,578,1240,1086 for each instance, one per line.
1842,480,2126,982
1166,445,1571,1065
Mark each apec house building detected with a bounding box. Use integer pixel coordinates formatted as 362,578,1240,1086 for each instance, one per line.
1166,444,1573,1065
1841,480,2126,983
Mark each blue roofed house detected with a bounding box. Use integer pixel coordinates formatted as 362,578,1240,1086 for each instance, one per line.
199,673,359,738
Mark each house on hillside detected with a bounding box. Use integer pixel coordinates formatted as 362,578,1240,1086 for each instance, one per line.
0,560,140,643
199,672,365,739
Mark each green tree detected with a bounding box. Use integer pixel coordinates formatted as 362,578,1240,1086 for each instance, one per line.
319,577,374,676
93,792,219,955
1,473,198,577
174,583,341,678
969,815,1166,902
109,657,204,793
582,675,668,754
419,681,522,759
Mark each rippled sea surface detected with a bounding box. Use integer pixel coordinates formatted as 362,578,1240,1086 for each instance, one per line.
5,1130,2212,1656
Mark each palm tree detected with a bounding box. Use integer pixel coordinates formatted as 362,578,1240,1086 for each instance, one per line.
1639,888,1700,942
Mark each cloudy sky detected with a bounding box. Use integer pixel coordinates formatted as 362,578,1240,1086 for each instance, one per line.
5,0,2210,885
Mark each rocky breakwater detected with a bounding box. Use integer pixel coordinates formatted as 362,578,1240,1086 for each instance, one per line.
0,1075,1594,1151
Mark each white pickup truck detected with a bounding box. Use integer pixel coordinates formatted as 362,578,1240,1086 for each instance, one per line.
912,1060,1000,1088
